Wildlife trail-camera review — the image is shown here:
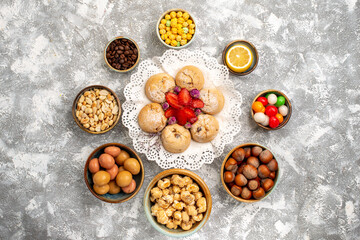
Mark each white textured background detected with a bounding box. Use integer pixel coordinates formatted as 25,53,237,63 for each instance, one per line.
0,0,359,239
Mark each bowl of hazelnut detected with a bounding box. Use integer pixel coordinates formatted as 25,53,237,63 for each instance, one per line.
221,143,279,202
143,169,212,237
84,143,144,203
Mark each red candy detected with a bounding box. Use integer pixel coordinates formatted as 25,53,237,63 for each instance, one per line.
265,105,278,117
257,97,268,106
269,116,279,128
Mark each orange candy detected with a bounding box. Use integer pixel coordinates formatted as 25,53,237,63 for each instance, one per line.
252,101,264,113
275,113,283,123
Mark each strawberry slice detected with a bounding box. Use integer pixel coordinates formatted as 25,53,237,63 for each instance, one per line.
190,99,204,108
178,88,191,106
189,116,198,124
164,107,176,118
165,92,182,109
176,109,188,126
183,108,196,119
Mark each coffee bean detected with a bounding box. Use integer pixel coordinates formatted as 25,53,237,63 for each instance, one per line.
117,50,121,54
125,46,130,50
115,54,119,58
106,38,139,70
120,54,125,59
124,51,129,55
120,59,124,64
119,46,124,50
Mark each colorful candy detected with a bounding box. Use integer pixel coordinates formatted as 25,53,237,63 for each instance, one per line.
278,105,288,117
267,94,277,105
275,96,286,107
269,116,280,128
252,101,265,113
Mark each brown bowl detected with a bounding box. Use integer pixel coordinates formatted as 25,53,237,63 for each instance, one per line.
72,85,121,134
222,40,259,76
144,169,212,237
251,89,292,130
84,143,144,203
104,36,140,72
221,143,280,203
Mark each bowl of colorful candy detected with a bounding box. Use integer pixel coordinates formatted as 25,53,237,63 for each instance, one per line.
251,89,292,130
156,9,196,49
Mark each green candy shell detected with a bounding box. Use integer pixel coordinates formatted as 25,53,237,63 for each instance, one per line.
166,20,171,27
275,96,286,107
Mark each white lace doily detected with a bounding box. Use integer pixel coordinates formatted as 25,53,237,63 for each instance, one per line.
122,49,242,170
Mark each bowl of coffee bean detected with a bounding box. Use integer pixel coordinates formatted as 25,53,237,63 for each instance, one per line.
104,37,140,72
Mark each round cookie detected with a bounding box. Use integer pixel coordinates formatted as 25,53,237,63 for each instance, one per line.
138,103,167,133
190,114,219,143
161,124,191,153
200,88,225,115
145,73,175,103
175,66,204,91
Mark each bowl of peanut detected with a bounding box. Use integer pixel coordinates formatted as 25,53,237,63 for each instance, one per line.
72,85,121,134
144,169,212,237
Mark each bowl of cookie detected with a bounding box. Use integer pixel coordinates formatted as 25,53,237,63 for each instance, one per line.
144,169,212,237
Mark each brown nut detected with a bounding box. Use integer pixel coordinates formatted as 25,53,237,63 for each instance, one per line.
237,162,246,174
232,148,245,162
253,187,265,200
224,171,235,183
259,150,273,164
269,171,276,180
234,174,247,187
258,165,271,179
240,187,252,200
230,185,242,196
262,179,274,192
244,147,251,158
248,179,260,191
230,165,238,174
225,158,238,171
247,156,260,168
242,165,258,179
267,159,278,171
251,146,263,157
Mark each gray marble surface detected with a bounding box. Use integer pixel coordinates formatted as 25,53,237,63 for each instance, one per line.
0,0,359,239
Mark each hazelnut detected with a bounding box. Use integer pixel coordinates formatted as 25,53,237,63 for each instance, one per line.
232,148,245,162
251,146,263,157
253,187,265,200
242,165,258,179
247,156,260,168
234,174,247,187
259,150,273,164
230,185,242,196
225,158,237,171
237,162,246,174
240,187,252,200
269,171,276,180
248,179,260,191
230,165,238,174
258,165,271,179
267,159,278,171
262,179,274,192
244,147,251,158
224,171,235,183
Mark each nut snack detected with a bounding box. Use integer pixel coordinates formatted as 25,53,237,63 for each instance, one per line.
150,174,207,230
75,87,119,133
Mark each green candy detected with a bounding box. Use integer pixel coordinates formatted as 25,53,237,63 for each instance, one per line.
275,96,286,107
176,42,180,47
183,27,189,33
265,92,273,98
166,20,171,27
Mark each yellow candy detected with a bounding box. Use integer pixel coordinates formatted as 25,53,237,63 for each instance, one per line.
189,24,195,29
171,22,177,28
177,11,183,18
181,34,187,39
165,39,171,44
159,24,165,29
183,12,190,20
161,19,167,24
187,20,192,25
178,18,184,24
178,29,184,35
172,28,178,34
180,39,187,45
171,40,177,46
161,34,166,40
177,24,182,29
186,33,192,40
182,22,189,27
176,35,182,41
166,27,171,31
165,14,171,20
189,29,195,34
171,18,177,23
170,11,177,18
169,34,176,40
159,29,166,35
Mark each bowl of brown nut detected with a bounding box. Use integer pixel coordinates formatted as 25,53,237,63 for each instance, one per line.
144,169,212,237
72,85,121,134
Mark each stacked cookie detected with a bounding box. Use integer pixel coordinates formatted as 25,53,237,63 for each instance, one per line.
138,66,225,153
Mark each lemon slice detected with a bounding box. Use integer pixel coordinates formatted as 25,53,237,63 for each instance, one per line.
225,45,253,73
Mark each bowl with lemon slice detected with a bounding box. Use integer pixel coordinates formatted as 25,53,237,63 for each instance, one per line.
222,40,258,76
